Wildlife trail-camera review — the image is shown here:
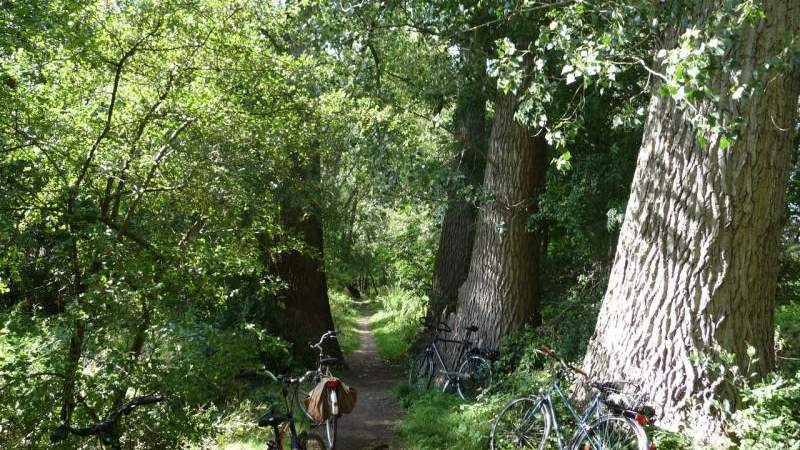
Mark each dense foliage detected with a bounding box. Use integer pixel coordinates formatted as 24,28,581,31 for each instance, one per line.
1,0,798,449
0,0,444,447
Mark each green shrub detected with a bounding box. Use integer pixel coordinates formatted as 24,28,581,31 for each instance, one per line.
776,302,800,374
726,372,800,450
328,290,361,354
371,287,427,361
398,386,507,450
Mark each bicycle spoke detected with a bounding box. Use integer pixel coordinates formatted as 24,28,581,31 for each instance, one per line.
457,355,492,400
491,397,558,450
409,351,433,390
574,416,645,450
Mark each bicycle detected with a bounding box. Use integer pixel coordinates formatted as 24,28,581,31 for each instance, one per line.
408,319,495,400
490,346,655,450
294,330,341,449
50,393,165,449
259,370,327,450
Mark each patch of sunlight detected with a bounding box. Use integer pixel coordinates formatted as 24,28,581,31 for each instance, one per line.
218,441,269,450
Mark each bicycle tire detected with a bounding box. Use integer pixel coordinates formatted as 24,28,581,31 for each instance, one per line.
490,396,555,450
323,415,337,449
299,431,327,450
570,415,648,450
456,355,493,400
408,350,433,390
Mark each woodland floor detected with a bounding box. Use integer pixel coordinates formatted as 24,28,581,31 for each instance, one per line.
335,303,405,450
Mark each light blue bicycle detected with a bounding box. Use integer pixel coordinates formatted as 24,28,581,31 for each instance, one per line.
490,346,654,450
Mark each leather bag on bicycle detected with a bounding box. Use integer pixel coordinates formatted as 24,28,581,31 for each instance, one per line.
304,377,358,422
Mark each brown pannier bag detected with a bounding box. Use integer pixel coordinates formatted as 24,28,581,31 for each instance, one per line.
304,377,357,423
336,378,357,414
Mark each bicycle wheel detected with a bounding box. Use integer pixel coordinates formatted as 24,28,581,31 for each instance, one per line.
323,416,337,449
408,350,433,390
300,431,327,450
297,374,320,423
490,396,555,450
571,415,648,450
456,355,493,400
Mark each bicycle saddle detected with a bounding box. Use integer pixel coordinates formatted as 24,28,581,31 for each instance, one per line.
320,356,338,366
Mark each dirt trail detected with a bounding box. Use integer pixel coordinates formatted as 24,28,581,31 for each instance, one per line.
335,306,404,450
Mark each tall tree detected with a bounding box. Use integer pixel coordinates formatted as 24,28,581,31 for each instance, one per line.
582,0,800,441
449,85,548,349
260,3,344,363
267,148,342,364
429,30,492,322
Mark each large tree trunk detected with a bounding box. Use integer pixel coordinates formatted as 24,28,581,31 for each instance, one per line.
428,51,491,321
268,151,341,365
448,90,547,351
582,1,800,441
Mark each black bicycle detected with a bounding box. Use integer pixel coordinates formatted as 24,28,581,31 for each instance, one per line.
259,370,326,450
50,393,165,449
408,319,495,399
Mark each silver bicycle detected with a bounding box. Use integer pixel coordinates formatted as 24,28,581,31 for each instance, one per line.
490,346,655,450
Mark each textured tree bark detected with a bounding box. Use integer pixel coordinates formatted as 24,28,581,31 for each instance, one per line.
428,52,491,322
447,89,548,352
582,0,800,441
267,151,342,365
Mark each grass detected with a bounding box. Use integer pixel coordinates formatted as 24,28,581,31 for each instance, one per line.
371,286,427,362
184,398,272,449
395,382,505,450
215,441,269,450
329,290,362,354
184,383,320,449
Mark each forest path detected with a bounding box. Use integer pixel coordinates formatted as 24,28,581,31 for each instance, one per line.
335,303,404,450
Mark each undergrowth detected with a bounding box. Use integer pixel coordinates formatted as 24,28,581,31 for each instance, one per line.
395,273,800,450
396,383,507,450
371,286,427,362
329,290,361,354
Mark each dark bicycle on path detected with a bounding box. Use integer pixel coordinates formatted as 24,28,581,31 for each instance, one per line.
490,346,655,450
408,319,496,400
259,370,327,450
294,330,341,449
50,393,165,449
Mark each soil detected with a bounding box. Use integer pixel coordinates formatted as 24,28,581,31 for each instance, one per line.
334,306,405,450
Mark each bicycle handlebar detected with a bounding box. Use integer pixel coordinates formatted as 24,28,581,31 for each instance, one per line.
262,369,315,385
536,345,589,379
308,330,338,349
50,394,164,443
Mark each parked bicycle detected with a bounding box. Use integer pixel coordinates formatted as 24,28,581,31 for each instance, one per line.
50,393,165,449
295,330,341,449
408,319,495,400
490,346,655,450
259,370,326,450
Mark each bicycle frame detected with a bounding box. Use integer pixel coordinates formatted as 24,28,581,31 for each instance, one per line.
534,382,604,450
424,331,472,374
264,379,306,450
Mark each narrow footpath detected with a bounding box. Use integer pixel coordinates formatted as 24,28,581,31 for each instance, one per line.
335,306,404,450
